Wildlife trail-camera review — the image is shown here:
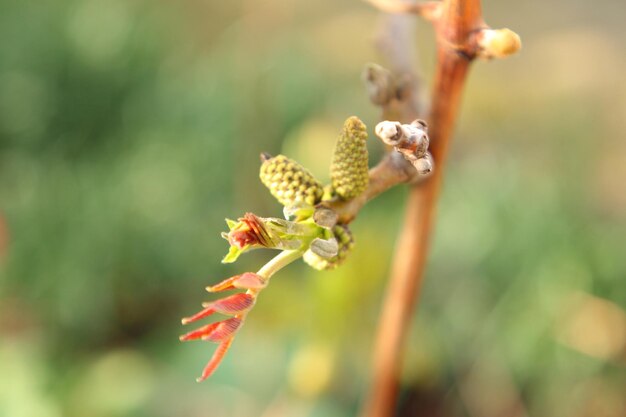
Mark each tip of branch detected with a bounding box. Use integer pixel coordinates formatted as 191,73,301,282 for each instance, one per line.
363,63,395,106
375,121,403,146
476,28,522,59
375,120,432,180
411,152,433,176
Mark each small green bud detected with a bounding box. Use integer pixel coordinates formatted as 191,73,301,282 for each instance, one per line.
303,224,355,270
312,207,338,230
330,116,369,200
260,154,324,207
221,213,316,263
309,237,339,259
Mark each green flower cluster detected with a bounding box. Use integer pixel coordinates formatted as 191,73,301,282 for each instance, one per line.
255,116,369,270
259,154,324,207
330,116,369,200
303,224,354,270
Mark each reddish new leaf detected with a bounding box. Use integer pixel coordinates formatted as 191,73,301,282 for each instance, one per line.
201,317,242,342
197,338,234,382
203,293,255,315
180,317,242,343
182,293,255,325
181,306,216,325
179,321,222,342
205,273,266,292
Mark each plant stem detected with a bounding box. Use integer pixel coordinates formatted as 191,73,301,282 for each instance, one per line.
326,152,416,224
360,1,485,416
256,249,303,281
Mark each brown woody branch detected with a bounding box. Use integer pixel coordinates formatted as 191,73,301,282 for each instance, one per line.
359,1,521,417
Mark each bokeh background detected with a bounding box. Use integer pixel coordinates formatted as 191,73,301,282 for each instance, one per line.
1,0,625,416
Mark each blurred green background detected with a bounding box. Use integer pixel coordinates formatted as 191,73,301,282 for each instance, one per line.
1,0,625,416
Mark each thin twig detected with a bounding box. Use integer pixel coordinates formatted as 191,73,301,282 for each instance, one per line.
323,10,426,223
325,152,417,224
319,8,427,224
371,13,423,121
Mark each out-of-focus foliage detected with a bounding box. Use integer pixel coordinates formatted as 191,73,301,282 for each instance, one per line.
1,0,625,416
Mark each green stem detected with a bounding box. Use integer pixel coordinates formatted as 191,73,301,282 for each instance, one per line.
256,249,303,281
238,250,303,321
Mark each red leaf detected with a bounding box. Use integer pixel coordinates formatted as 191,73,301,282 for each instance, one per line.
181,306,216,325
205,276,238,292
197,338,234,382
180,317,242,343
232,272,266,290
206,273,266,292
201,317,242,342
203,293,255,315
179,322,221,342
